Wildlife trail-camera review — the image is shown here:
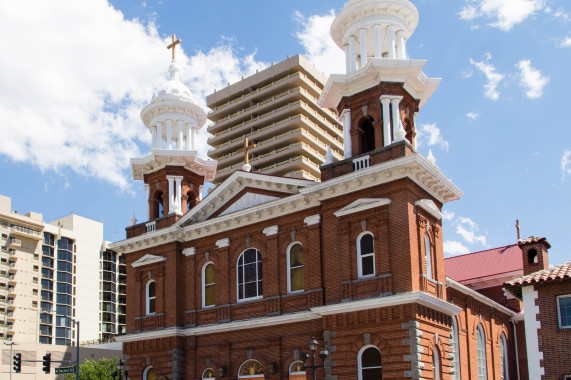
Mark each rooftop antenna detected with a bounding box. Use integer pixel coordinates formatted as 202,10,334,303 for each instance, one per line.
516,219,521,241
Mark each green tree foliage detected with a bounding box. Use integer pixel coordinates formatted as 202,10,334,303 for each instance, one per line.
62,357,125,380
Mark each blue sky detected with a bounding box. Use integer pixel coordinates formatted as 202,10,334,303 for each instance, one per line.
0,0,569,265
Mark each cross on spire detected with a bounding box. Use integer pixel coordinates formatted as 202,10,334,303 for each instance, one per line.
237,138,257,165
167,34,181,59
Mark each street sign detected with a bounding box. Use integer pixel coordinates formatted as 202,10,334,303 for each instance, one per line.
55,366,75,374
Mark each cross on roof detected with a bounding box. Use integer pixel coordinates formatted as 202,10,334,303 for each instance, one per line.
237,138,257,165
167,34,181,59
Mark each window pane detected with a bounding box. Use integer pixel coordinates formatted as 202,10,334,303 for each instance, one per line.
245,282,257,298
361,234,374,254
149,298,155,313
291,267,304,291
205,264,215,284
362,347,382,367
205,284,215,306
362,256,375,276
148,282,155,297
244,263,257,283
244,249,256,263
559,296,571,327
425,234,433,278
362,368,382,380
290,244,303,267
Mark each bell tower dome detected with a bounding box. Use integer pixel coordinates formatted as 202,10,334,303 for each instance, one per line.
320,0,441,179
130,35,217,233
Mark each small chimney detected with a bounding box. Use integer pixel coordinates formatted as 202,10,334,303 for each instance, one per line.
518,236,551,276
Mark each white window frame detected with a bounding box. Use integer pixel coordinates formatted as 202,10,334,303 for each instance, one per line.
557,294,571,329
202,262,215,308
357,232,375,278
433,346,441,380
236,249,263,302
238,359,264,378
452,317,461,380
287,242,304,294
500,333,509,380
477,324,488,380
288,360,306,375
424,233,433,279
145,280,156,315
143,366,155,380
357,344,382,380
202,368,216,379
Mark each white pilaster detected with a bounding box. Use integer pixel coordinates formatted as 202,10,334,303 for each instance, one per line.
198,185,204,201
344,44,351,74
373,25,382,58
341,109,352,158
166,120,173,149
348,35,357,73
167,176,175,213
177,120,183,150
145,184,150,221
380,97,392,146
185,124,191,150
396,30,406,59
359,28,368,68
156,121,163,149
151,126,157,148
174,177,183,215
390,97,405,141
387,26,396,59
191,126,197,151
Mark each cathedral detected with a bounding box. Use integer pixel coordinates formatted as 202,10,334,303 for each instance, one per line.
110,1,538,379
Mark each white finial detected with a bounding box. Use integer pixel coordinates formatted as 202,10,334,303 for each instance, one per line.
130,211,137,226
242,163,252,172
323,145,334,165
427,149,436,165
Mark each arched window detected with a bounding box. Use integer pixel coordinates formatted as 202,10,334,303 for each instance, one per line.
451,317,461,380
360,118,375,154
289,360,306,380
238,359,264,378
287,243,304,293
432,346,441,380
146,280,156,315
357,232,375,278
202,263,215,308
358,345,382,380
500,333,509,380
424,233,433,279
477,324,488,380
202,368,216,379
143,366,156,380
237,249,263,301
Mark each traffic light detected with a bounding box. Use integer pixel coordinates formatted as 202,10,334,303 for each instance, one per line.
13,353,21,373
42,353,51,373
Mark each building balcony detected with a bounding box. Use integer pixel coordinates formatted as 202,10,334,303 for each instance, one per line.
10,224,43,240
9,238,21,248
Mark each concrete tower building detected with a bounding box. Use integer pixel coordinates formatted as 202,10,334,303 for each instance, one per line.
206,55,344,184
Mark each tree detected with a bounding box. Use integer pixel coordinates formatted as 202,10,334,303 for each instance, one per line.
62,357,124,380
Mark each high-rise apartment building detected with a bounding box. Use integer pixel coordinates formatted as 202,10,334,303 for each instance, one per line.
0,195,125,346
206,54,344,184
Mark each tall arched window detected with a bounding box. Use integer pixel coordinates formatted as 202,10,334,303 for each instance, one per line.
238,359,264,378
360,117,375,154
146,280,156,315
143,366,156,380
289,360,306,380
237,249,263,301
202,263,215,308
500,333,509,380
287,243,304,293
424,233,433,279
477,324,488,380
451,317,461,380
202,368,216,379
357,232,375,278
432,346,441,380
358,345,382,380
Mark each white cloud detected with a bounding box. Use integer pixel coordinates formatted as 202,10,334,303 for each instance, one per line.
561,37,571,47
442,210,455,221
294,10,345,76
516,59,549,99
459,0,545,31
562,150,571,180
467,112,480,120
470,53,504,100
416,123,450,152
456,217,488,246
444,240,471,256
0,0,266,190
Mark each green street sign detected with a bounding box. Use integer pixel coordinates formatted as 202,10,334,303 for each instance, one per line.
55,366,75,374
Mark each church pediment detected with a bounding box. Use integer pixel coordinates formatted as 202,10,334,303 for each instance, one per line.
334,198,391,217
176,170,315,226
131,254,167,268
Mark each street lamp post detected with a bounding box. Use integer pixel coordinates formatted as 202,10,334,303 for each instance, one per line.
300,337,329,380
3,341,17,380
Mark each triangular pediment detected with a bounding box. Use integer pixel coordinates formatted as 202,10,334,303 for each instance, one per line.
177,170,316,226
131,254,167,268
334,198,391,217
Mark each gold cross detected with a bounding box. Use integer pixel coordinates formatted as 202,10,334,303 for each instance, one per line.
167,34,181,59
237,138,257,165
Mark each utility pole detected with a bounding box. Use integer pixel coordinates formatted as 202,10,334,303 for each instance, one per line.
3,341,17,380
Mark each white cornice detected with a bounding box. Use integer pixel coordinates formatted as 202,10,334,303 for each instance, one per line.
131,254,167,268
334,198,391,217
415,199,442,220
130,149,218,182
446,277,516,317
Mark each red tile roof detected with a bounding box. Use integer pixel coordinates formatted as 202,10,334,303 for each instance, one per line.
444,244,522,283
505,261,571,286
517,236,551,249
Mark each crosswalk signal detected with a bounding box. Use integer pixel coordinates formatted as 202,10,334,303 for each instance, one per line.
13,353,21,373
42,353,51,373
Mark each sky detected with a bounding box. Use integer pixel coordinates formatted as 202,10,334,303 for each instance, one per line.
0,0,569,265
